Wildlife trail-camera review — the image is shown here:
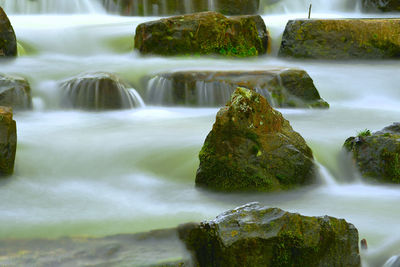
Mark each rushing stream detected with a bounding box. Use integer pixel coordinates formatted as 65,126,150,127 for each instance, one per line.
1,0,400,266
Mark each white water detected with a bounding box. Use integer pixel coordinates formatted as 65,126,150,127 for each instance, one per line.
1,0,400,266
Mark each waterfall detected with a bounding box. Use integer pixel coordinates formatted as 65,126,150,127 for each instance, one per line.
59,73,144,110
0,0,105,14
146,73,277,107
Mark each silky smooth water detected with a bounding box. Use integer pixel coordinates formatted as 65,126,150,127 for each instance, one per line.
1,1,400,266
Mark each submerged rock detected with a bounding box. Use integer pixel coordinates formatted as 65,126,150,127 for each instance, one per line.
344,123,400,184
134,11,269,57
279,19,400,59
196,87,314,192
0,107,16,176
362,0,400,12
59,72,144,111
0,7,17,57
0,73,32,110
179,202,361,267
147,69,328,108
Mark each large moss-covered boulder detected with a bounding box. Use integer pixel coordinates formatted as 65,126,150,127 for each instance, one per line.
179,202,361,267
344,123,400,184
0,107,16,176
147,69,328,108
196,87,314,192
0,7,17,57
0,74,32,110
279,19,400,59
134,11,269,57
59,72,144,111
362,0,400,12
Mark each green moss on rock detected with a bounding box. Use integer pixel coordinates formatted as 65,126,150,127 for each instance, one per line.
196,87,315,192
178,202,361,267
134,11,269,57
344,123,400,184
0,7,17,58
279,19,400,59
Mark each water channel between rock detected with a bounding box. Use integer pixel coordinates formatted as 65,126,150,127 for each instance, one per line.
1,1,400,266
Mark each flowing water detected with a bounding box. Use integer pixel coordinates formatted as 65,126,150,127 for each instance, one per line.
1,0,400,266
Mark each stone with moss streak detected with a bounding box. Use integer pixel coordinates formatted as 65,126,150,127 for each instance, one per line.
149,69,329,108
134,11,269,57
0,106,16,176
179,202,361,267
344,123,400,184
0,7,17,57
279,19,400,59
196,87,314,192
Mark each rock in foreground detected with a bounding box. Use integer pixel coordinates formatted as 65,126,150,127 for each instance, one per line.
0,7,17,57
59,72,144,111
0,107,16,176
279,19,400,59
179,202,361,267
134,11,269,57
362,0,400,12
0,73,32,110
196,87,314,192
344,123,400,184
147,69,328,108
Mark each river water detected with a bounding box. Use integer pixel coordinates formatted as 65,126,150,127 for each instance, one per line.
1,0,400,266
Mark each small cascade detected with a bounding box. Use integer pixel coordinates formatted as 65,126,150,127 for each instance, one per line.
60,72,144,111
0,0,104,14
384,256,400,267
146,74,278,107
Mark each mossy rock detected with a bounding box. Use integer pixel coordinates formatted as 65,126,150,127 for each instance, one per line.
147,69,328,108
178,202,361,267
0,7,17,57
0,106,16,177
344,123,400,184
134,11,269,57
362,0,400,12
0,73,33,110
59,72,143,111
196,87,315,192
279,19,400,59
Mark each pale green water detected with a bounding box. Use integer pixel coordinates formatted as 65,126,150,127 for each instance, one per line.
1,1,400,266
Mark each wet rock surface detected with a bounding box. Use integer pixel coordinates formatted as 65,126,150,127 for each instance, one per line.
196,87,315,192
0,106,16,176
344,123,400,184
0,73,32,110
179,202,361,267
134,11,269,57
147,69,328,108
0,7,17,57
279,19,400,59
362,0,400,12
59,72,143,111
0,228,190,267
